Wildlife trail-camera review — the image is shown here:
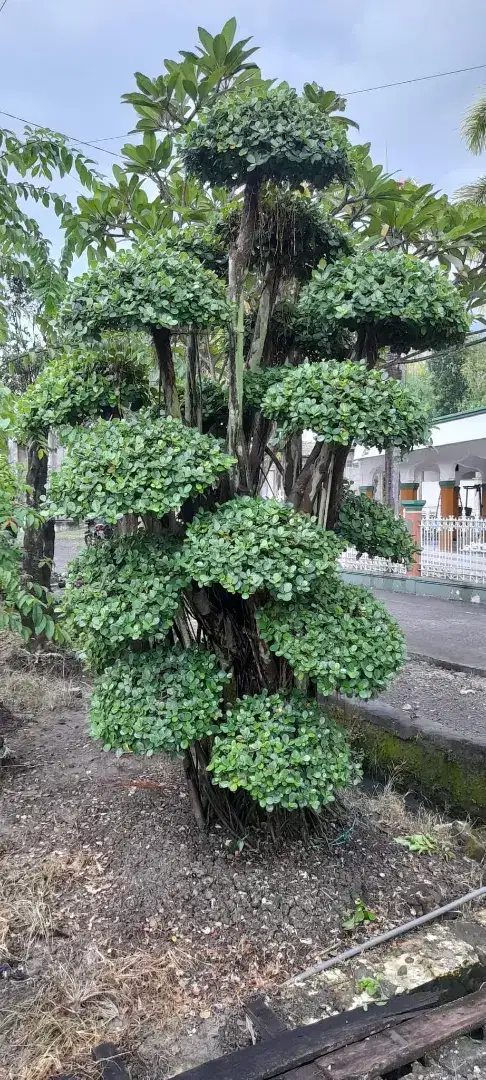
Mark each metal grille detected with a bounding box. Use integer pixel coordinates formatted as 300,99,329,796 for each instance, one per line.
420,516,486,584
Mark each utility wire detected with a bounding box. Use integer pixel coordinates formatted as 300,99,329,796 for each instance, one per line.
0,108,124,159
344,62,486,97
3,59,486,152
0,0,10,14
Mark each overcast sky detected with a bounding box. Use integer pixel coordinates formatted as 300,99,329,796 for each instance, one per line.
1,0,486,251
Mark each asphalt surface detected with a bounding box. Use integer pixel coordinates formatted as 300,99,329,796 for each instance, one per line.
374,589,486,672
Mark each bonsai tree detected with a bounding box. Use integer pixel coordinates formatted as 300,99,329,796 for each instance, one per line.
35,77,469,838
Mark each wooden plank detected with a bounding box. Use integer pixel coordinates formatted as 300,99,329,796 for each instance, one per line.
91,1043,129,1080
244,997,321,1080
246,997,288,1039
316,986,486,1080
175,990,440,1080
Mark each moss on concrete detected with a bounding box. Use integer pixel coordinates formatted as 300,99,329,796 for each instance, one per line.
331,705,486,822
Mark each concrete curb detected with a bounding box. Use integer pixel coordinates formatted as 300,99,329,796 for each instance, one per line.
327,693,486,821
407,651,486,680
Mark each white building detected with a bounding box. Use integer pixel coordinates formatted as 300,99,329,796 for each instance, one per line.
348,406,486,518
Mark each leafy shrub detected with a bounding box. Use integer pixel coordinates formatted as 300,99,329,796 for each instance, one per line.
209,691,359,811
90,647,229,756
16,340,151,440
182,497,343,601
257,581,406,697
182,86,352,188
262,360,431,451
61,240,230,338
61,534,190,671
296,250,470,354
337,492,418,564
47,409,234,523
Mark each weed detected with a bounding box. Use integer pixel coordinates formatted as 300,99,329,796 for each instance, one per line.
394,833,438,854
342,897,377,931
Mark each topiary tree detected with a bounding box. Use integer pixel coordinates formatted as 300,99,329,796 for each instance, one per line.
38,62,470,838
181,85,352,489
296,249,470,368
63,240,230,423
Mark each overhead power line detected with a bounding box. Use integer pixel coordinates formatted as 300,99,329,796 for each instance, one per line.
0,0,10,14
2,60,486,157
0,108,124,159
344,62,486,97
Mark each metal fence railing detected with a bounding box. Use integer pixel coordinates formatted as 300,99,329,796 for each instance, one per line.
339,548,408,577
340,516,486,586
420,515,486,584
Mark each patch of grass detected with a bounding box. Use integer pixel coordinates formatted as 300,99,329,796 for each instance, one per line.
0,629,82,720
346,778,453,843
0,946,187,1080
0,850,189,1080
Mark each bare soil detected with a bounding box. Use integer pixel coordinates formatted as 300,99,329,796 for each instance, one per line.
0,639,484,1080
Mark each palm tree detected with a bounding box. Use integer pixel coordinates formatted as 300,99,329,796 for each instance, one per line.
455,93,486,205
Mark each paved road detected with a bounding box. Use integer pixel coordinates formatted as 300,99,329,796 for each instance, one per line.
374,589,486,672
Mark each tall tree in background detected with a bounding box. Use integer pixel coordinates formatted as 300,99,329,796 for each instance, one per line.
456,92,486,206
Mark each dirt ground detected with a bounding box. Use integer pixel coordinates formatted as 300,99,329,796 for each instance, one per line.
0,635,485,1080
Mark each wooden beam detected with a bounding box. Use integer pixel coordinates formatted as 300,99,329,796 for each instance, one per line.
316,987,486,1080
245,997,321,1080
175,990,440,1080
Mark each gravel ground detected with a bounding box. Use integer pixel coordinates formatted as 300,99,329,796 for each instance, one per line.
379,659,486,742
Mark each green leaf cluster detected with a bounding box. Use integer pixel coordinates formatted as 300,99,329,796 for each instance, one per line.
262,360,431,451
257,582,406,698
61,239,230,338
182,497,343,601
209,691,359,811
297,250,470,354
47,409,234,523
60,534,190,672
182,86,352,188
90,647,229,756
337,492,418,565
16,339,151,440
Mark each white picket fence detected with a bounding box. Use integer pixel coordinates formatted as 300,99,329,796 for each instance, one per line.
340,515,486,586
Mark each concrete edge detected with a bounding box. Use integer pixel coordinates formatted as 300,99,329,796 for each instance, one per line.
326,692,486,820
329,693,486,763
340,569,486,604
407,651,486,680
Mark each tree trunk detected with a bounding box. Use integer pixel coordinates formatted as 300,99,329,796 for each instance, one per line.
185,331,202,431
22,440,53,589
151,326,181,419
355,325,379,368
247,263,278,371
325,444,351,530
384,355,403,514
284,435,302,500
227,179,260,491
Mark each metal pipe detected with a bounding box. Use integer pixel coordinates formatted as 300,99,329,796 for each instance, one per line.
282,885,486,987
